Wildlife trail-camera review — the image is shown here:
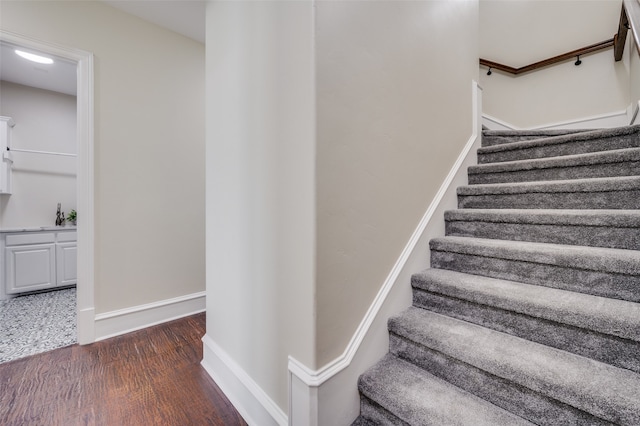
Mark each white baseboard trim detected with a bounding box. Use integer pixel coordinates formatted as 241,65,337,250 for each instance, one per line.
202,334,288,426
533,109,629,130
483,109,630,131
629,101,640,125
77,306,95,345
482,114,517,130
287,80,483,425
94,291,205,341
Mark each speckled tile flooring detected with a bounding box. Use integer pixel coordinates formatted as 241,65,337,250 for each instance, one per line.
0,288,76,363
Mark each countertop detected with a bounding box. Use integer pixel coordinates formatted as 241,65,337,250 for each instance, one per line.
0,225,77,234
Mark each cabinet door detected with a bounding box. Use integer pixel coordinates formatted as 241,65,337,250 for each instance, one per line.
5,244,56,294
56,243,77,286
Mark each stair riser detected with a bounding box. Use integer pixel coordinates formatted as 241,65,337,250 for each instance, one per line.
445,220,640,250
359,397,407,426
468,161,640,185
389,334,611,425
430,250,640,302
478,134,640,164
412,289,640,373
458,189,640,209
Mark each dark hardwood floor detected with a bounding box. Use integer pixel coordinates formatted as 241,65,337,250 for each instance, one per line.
0,313,247,426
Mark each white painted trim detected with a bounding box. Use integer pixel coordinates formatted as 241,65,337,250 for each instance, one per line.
483,109,630,131
482,113,518,130
288,371,318,426
629,101,640,125
76,44,95,345
78,306,95,339
287,81,483,425
94,291,205,341
0,30,96,344
202,334,288,426
533,109,629,130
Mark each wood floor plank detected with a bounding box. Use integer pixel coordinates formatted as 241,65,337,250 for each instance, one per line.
0,313,247,426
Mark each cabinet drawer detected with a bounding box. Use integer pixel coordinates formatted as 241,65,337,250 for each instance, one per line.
57,231,77,243
6,233,55,246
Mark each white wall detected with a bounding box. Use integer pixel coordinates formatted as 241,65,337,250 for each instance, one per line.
204,1,479,423
1,2,205,314
204,0,316,418
315,0,479,368
480,0,629,128
0,81,76,229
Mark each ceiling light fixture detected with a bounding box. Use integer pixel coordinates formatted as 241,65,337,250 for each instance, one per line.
15,49,54,65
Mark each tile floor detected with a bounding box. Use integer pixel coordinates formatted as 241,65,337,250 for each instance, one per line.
0,287,76,363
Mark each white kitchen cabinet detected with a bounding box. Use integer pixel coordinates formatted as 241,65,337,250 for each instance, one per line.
2,229,77,297
5,243,56,294
56,242,77,286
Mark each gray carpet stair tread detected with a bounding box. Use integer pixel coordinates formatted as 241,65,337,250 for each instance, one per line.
457,177,640,210
444,208,640,227
350,416,376,426
389,308,640,425
358,354,535,426
411,268,640,341
478,125,640,160
444,208,640,249
482,129,591,147
473,147,640,173
357,124,640,423
482,129,588,137
430,237,640,301
458,175,640,196
429,236,640,276
468,147,640,183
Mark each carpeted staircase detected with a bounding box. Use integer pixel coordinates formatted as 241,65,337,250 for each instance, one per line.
353,126,640,425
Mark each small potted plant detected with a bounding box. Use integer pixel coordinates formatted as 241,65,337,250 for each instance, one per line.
67,209,77,226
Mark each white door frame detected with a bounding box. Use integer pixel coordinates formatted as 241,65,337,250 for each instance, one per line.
0,30,95,344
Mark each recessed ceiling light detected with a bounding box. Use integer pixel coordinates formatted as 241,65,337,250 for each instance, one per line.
15,49,54,65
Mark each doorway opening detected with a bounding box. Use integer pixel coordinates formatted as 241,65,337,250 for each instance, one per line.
0,30,95,357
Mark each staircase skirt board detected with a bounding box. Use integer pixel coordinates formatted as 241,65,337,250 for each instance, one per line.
355,124,640,425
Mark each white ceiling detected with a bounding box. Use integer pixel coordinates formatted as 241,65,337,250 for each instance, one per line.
102,0,206,44
0,1,205,97
0,43,78,96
